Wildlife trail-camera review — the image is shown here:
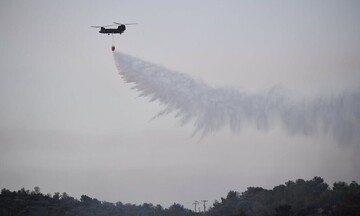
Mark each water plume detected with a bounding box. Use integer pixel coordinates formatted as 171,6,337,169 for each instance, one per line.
113,52,360,145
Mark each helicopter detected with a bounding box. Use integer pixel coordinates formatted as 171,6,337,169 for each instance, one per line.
91,22,137,51
91,22,137,35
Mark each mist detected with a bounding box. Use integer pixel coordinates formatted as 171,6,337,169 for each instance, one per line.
113,52,360,145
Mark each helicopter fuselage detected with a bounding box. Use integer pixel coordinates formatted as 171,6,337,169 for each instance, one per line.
99,25,126,35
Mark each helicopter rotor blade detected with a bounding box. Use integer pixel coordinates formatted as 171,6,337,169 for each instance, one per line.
91,24,116,28
113,22,138,25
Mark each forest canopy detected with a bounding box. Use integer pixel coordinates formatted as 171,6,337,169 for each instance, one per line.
1,177,359,216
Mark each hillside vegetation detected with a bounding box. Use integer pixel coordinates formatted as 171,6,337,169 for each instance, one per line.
1,177,359,216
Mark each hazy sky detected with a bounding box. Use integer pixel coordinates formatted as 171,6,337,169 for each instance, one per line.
1,0,360,209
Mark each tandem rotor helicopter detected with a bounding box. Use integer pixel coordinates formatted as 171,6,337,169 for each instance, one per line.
91,22,137,51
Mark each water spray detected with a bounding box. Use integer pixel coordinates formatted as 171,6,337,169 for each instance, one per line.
113,52,360,145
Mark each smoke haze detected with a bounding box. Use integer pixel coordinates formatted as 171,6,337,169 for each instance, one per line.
114,52,360,145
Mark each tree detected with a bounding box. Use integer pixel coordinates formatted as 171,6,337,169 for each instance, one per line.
34,186,41,194
167,203,192,216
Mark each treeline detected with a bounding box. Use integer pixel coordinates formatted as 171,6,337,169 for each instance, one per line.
0,188,191,216
1,177,359,216
207,177,360,216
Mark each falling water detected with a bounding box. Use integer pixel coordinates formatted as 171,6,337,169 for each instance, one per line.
113,52,360,145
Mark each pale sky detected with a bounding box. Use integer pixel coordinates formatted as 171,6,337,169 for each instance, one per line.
1,0,360,209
